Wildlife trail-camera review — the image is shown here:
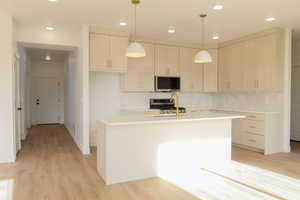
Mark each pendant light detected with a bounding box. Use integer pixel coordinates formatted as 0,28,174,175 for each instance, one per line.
194,14,212,64
126,0,146,58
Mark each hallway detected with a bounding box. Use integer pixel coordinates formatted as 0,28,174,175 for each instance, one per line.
0,125,198,200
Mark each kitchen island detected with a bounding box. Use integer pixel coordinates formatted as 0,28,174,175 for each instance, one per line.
96,110,245,185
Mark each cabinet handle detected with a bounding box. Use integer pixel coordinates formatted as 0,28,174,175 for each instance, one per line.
107,59,112,67
249,126,256,129
227,81,231,89
166,67,170,75
137,80,143,88
254,80,259,88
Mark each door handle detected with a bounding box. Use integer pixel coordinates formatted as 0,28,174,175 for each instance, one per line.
17,107,22,111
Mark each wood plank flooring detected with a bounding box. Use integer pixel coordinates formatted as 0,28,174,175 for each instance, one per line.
232,142,300,180
0,125,198,200
0,125,299,200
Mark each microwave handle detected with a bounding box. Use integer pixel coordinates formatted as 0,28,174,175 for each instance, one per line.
154,76,158,91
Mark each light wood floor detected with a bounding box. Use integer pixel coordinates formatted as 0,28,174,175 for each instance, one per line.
232,142,300,180
0,125,299,200
0,125,199,200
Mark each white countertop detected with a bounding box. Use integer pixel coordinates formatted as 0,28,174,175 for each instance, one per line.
98,110,245,126
211,108,279,114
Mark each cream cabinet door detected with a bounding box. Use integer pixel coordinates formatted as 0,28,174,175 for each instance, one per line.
244,33,283,91
89,34,111,70
232,119,245,145
123,43,155,92
110,36,128,72
244,35,274,91
218,43,244,92
180,48,203,92
203,49,218,92
155,45,180,76
218,47,231,91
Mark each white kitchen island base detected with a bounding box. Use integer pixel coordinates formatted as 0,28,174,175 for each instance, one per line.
97,112,244,185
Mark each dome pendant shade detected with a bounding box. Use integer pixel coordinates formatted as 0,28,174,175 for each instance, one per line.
194,50,212,63
194,13,212,64
126,42,146,58
126,0,146,58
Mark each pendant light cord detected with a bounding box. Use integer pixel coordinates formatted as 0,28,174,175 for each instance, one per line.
202,16,204,48
134,4,137,42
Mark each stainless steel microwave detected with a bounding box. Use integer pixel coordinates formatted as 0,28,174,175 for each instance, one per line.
155,76,180,92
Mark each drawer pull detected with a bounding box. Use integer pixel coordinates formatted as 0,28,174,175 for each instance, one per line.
248,139,256,143
249,126,256,129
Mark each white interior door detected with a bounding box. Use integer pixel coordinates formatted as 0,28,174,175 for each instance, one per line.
13,55,22,153
33,77,60,125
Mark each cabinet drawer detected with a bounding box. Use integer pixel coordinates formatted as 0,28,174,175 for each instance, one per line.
243,133,264,149
244,120,265,136
246,113,265,121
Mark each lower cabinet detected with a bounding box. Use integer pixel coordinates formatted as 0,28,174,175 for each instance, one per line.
231,112,282,155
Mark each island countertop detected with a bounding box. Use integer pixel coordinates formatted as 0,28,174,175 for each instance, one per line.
98,110,246,126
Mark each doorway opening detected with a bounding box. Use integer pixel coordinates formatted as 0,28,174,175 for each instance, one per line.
14,42,79,155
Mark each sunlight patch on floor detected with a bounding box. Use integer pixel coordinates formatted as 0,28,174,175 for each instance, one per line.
157,145,300,200
0,179,14,200
213,161,300,200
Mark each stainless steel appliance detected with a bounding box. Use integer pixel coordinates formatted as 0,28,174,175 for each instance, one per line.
155,76,180,92
149,98,186,114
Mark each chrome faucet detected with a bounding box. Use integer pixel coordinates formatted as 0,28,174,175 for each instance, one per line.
170,92,180,118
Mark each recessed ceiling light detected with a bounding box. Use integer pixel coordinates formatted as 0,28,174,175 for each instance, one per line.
45,54,52,61
212,32,220,40
213,4,224,10
265,17,275,22
46,26,55,31
168,26,176,33
48,0,58,2
120,21,128,26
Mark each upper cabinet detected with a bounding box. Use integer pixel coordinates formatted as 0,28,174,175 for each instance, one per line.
180,48,218,92
218,29,284,92
123,43,155,92
243,33,283,91
180,48,204,92
155,45,180,77
218,43,244,92
203,49,218,92
89,33,129,73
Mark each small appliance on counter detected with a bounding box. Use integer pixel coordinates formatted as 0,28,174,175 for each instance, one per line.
149,98,186,114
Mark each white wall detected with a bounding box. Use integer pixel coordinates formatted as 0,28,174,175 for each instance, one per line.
16,24,80,47
0,12,15,163
30,59,66,125
89,72,213,146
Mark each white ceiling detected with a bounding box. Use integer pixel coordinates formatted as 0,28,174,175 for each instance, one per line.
11,0,300,43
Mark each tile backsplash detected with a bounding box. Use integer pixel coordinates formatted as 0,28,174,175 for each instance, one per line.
212,92,283,112
89,72,283,145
